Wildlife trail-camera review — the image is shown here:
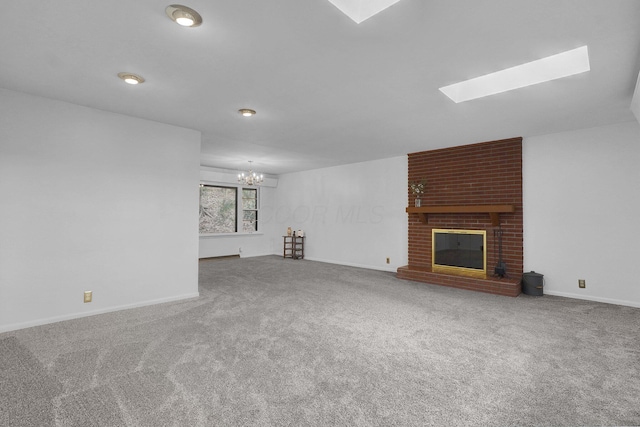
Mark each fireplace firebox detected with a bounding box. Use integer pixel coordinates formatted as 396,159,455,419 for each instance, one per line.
432,229,486,278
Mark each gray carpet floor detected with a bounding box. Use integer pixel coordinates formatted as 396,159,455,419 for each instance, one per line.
1,255,639,426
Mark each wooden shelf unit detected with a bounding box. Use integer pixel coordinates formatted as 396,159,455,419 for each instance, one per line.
406,205,514,226
283,235,305,259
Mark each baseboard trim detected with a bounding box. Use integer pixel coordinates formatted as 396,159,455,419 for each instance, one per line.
0,292,200,334
303,256,398,273
543,290,640,309
240,252,279,259
199,255,240,260
198,253,276,260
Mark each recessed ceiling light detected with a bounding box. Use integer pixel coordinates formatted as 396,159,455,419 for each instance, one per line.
165,4,202,27
238,109,256,117
117,72,145,85
439,45,591,103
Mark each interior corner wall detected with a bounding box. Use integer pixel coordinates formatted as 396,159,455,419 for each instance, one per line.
0,89,202,332
273,156,408,272
523,121,640,307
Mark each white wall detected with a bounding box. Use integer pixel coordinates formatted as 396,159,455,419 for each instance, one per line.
0,89,201,332
273,156,408,272
199,165,279,189
523,121,640,307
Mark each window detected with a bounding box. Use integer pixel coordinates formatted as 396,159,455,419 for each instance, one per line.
199,184,259,235
199,185,237,233
242,188,258,232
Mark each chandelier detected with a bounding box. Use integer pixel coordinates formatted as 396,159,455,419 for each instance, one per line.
237,161,264,186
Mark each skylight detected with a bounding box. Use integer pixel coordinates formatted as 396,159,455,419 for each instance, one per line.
327,0,403,24
631,71,640,124
439,46,590,103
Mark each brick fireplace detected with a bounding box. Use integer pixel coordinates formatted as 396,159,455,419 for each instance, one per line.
397,137,523,296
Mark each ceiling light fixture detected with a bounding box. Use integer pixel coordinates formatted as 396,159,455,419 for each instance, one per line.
165,4,203,27
238,161,264,186
439,45,590,103
117,72,145,85
238,109,256,117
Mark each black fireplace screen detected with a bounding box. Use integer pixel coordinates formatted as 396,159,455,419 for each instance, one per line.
433,231,484,270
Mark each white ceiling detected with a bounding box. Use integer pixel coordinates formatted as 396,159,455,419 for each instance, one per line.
1,0,639,175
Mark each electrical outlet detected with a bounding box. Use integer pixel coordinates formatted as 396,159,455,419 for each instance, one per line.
84,291,92,303
386,257,390,264
578,279,586,289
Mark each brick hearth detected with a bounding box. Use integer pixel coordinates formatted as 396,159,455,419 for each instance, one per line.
397,137,523,296
397,265,521,297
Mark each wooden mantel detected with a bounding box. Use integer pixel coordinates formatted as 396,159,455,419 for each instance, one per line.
406,205,515,226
